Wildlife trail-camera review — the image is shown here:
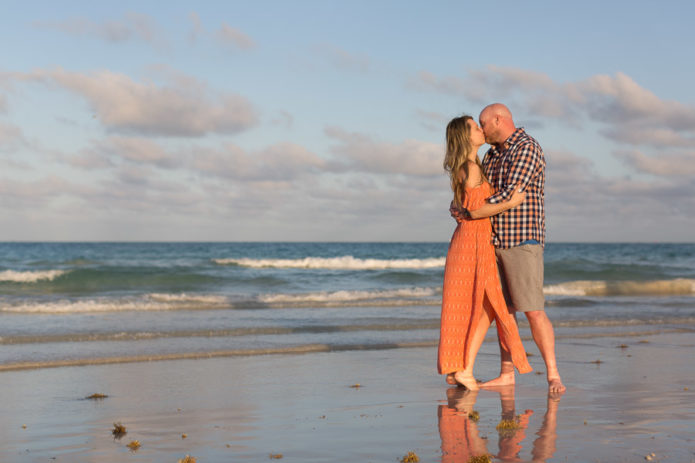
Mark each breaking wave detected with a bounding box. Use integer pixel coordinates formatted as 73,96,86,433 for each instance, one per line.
0,270,68,283
544,279,695,297
213,256,445,270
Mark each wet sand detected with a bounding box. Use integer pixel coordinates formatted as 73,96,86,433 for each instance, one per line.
1,331,694,462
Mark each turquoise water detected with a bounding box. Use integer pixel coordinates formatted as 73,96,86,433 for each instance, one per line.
1,242,694,369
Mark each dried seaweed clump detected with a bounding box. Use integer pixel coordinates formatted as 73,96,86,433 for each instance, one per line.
400,451,420,463
112,422,126,438
86,393,108,400
468,410,480,422
496,418,522,435
178,456,197,463
127,440,141,451
468,455,492,463
269,453,283,459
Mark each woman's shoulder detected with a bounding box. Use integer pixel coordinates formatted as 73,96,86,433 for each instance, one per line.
464,161,483,188
464,181,487,191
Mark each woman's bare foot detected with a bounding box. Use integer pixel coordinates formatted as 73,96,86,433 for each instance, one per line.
481,371,515,388
548,376,566,393
445,373,457,385
454,371,479,390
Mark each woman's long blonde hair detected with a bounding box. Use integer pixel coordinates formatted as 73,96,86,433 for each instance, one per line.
443,115,487,208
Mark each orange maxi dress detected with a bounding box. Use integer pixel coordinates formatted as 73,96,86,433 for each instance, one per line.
438,182,532,376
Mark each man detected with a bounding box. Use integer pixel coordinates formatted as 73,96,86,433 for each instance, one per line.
457,103,565,393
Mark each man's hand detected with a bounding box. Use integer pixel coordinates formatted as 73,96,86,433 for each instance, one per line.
449,201,470,223
508,184,526,208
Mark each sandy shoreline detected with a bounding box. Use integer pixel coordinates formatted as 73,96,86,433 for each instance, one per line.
1,331,694,462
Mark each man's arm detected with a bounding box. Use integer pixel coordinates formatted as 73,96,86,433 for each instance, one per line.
469,188,525,219
450,188,525,221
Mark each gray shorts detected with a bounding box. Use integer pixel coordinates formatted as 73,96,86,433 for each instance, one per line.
495,244,545,312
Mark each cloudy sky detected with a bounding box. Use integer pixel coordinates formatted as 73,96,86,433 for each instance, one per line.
1,1,694,242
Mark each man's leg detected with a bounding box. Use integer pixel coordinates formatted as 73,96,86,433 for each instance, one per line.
525,310,565,393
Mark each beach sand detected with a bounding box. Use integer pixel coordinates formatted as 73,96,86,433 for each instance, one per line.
1,331,694,463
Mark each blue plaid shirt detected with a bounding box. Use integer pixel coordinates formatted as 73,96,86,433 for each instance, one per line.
482,128,545,249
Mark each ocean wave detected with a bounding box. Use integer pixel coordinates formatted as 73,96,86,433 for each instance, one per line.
0,321,442,345
0,269,68,283
259,287,439,304
213,256,446,270
0,287,442,313
0,293,229,314
147,293,229,304
544,278,695,297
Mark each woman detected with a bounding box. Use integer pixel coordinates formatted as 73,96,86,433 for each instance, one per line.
438,115,532,390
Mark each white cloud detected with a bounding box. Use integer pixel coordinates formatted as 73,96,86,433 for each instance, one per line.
315,44,370,72
0,123,26,152
410,70,467,95
190,142,325,182
415,108,451,132
613,149,695,177
15,68,258,137
216,23,256,50
101,136,177,168
325,126,443,176
602,126,695,148
542,148,695,241
577,72,695,130
188,12,204,43
0,175,93,209
35,12,164,46
271,110,294,128
414,67,695,152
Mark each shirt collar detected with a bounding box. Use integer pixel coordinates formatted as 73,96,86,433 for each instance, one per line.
491,127,526,154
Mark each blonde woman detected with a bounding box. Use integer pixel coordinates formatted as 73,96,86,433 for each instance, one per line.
437,115,532,389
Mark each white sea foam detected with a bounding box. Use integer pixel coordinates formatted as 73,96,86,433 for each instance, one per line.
147,293,228,304
0,293,229,313
213,256,446,270
0,270,68,283
259,287,439,304
544,279,695,297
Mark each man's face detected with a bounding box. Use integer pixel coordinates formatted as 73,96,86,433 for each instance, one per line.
478,112,497,145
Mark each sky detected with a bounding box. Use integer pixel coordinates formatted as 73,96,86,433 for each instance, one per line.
1,0,694,242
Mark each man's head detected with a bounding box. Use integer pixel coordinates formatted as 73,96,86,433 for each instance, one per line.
478,103,516,146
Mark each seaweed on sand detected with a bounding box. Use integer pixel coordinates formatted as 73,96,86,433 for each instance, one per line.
126,440,141,451
112,422,126,438
400,451,419,462
496,418,523,435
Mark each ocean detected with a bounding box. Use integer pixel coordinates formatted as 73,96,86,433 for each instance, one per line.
1,242,694,370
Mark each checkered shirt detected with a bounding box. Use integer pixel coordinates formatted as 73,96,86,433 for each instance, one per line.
482,128,545,249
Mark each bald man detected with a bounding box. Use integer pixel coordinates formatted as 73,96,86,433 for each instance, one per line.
475,103,564,393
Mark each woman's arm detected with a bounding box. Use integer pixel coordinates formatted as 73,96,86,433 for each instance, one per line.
469,186,525,219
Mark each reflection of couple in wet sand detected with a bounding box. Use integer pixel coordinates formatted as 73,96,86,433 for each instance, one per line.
439,386,560,463
438,103,565,393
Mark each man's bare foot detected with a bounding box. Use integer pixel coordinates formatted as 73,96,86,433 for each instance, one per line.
548,389,564,402
481,372,515,388
548,376,566,393
445,373,457,385
454,371,479,390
